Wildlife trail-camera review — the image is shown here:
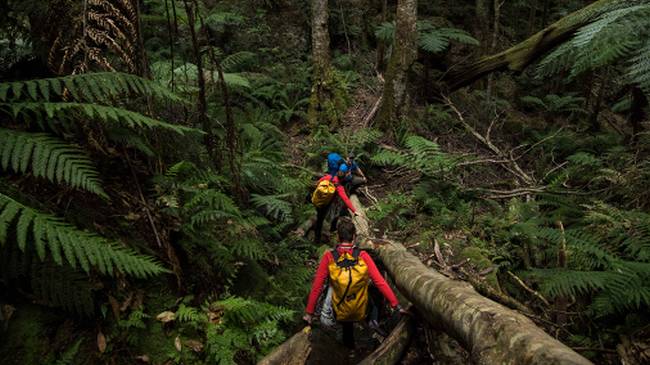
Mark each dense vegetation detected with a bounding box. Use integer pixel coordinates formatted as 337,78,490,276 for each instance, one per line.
1,0,648,364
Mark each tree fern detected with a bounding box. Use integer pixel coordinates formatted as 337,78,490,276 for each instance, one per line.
374,21,478,53
0,72,184,103
8,102,195,135
537,3,650,96
250,193,293,223
372,135,458,177
0,128,107,198
30,263,96,317
0,193,167,278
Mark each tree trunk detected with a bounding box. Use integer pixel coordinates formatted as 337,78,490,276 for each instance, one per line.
375,0,389,74
350,196,593,365
443,0,619,92
257,328,312,365
182,0,215,164
630,87,648,141
307,0,334,126
377,0,417,130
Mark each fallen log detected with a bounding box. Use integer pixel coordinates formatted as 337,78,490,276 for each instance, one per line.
350,195,593,365
443,0,619,91
257,327,312,365
358,314,415,365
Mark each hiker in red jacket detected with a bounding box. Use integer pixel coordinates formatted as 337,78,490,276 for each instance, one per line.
303,218,404,350
311,166,358,244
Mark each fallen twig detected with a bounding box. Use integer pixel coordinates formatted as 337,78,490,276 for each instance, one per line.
507,271,551,306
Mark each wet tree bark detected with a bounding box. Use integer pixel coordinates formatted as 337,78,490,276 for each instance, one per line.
443,0,618,92
350,195,593,365
257,328,312,365
378,0,417,130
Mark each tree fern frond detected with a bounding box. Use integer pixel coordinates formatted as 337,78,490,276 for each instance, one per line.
0,72,184,103
31,263,96,316
0,193,168,278
0,128,107,198
250,194,293,222
7,102,199,135
221,51,256,73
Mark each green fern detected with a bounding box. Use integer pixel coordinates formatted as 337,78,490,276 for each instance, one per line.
0,72,184,103
372,135,458,177
374,21,478,53
204,297,294,364
8,102,195,135
537,3,650,96
31,263,96,316
0,128,107,198
0,193,168,278
250,193,293,222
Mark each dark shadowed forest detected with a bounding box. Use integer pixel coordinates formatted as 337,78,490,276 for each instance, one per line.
1,0,649,364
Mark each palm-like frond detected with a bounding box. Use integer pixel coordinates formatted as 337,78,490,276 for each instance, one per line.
0,128,107,198
0,193,168,278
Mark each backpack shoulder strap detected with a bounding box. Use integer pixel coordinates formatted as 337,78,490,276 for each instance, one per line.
331,249,340,262
352,247,360,260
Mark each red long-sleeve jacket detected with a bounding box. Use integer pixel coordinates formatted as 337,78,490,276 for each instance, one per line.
305,243,399,314
319,175,356,213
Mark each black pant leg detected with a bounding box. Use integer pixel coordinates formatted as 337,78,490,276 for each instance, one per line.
342,321,355,349
314,204,330,244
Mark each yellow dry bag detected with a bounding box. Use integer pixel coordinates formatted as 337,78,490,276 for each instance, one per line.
328,247,369,322
311,177,337,208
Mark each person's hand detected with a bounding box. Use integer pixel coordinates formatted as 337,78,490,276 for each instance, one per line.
393,305,410,316
302,313,313,325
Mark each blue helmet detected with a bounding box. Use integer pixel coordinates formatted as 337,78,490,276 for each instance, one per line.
339,164,349,174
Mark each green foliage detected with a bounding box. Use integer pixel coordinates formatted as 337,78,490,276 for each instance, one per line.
519,204,650,317
206,297,293,364
537,3,650,96
30,264,96,317
519,94,587,116
0,72,183,103
0,128,107,198
372,135,458,177
50,339,83,365
0,193,168,278
374,21,478,53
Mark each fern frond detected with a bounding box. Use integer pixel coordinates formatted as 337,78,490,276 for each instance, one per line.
31,263,96,316
221,51,256,73
7,102,198,135
0,72,184,103
0,193,168,278
250,194,293,222
0,128,107,198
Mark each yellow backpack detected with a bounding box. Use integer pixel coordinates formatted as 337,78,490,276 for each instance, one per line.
328,247,369,322
311,177,337,208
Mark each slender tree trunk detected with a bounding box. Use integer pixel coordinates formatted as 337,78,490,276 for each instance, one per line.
443,0,618,92
307,0,334,126
182,0,215,164
375,0,388,74
350,196,593,365
630,87,648,141
486,0,503,103
475,0,490,53
527,0,539,35
377,0,417,130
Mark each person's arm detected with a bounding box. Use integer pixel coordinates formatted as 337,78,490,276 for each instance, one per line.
335,185,357,214
305,252,332,314
361,251,399,308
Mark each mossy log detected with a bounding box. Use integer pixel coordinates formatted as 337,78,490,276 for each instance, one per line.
444,0,618,91
257,327,312,365
350,195,593,365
